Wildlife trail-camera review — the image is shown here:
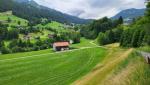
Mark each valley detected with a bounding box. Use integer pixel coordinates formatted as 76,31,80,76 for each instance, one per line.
0,0,150,85
0,41,107,85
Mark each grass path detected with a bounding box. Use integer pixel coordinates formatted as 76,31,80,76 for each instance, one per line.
72,48,133,85
102,62,137,85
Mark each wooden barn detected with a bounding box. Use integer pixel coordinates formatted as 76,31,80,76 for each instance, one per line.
53,42,70,51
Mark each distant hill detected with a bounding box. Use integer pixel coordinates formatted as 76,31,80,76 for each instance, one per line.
0,0,90,24
112,8,145,19
14,0,30,3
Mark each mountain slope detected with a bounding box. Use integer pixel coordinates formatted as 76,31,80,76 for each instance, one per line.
0,11,28,26
14,0,30,3
0,0,90,24
112,8,145,19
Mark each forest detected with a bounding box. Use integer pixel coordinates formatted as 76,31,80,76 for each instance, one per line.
0,0,150,54
0,0,89,25
80,3,150,48
0,15,80,54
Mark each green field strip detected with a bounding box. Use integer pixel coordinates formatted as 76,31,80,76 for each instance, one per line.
0,47,106,85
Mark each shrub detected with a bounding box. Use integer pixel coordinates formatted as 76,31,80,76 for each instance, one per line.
33,45,40,51
40,44,48,50
1,47,11,54
12,46,26,53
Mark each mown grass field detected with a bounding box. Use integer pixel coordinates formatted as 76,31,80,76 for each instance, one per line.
0,47,107,85
71,38,97,48
72,44,150,85
36,21,63,29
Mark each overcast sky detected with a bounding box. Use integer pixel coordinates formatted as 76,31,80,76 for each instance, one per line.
34,0,146,19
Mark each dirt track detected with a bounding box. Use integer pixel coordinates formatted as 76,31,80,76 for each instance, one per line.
72,48,133,85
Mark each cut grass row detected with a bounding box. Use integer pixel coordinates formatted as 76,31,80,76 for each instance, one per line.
0,49,53,60
72,45,150,85
0,47,107,85
72,47,132,85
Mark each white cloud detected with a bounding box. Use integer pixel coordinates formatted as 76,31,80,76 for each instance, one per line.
34,0,145,19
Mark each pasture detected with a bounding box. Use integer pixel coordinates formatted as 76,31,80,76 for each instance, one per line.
0,47,107,85
72,44,150,85
0,11,28,26
35,21,73,33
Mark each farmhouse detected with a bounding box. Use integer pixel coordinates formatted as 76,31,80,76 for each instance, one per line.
48,34,56,39
53,42,70,51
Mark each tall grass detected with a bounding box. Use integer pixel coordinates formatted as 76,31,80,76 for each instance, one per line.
103,51,150,85
138,46,150,52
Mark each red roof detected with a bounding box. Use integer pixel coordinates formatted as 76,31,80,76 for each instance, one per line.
53,42,69,47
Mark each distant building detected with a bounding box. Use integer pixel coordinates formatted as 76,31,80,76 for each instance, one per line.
53,42,70,51
123,18,133,25
48,34,56,39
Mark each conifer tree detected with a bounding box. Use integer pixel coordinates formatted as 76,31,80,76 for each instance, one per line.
131,30,140,47
138,30,145,46
118,16,123,24
146,2,150,17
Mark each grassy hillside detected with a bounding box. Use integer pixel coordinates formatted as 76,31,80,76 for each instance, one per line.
0,11,28,26
0,11,74,46
72,44,150,85
19,29,52,42
0,38,149,85
71,38,97,48
36,21,73,33
0,47,106,85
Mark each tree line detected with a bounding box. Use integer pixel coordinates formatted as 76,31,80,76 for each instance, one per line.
80,16,123,39
97,2,150,47
0,21,81,54
0,0,89,25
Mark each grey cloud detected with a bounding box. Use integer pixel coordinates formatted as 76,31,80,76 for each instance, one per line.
35,0,145,19
69,9,85,16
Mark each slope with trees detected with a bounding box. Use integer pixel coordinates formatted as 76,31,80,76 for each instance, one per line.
80,17,123,39
97,2,150,47
0,0,90,25
0,11,81,54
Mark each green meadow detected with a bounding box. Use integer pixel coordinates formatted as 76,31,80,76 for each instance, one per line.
0,47,106,85
0,11,28,26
